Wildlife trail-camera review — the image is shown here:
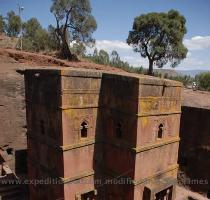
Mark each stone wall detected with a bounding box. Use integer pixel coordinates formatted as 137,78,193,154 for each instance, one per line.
178,106,210,196
0,59,27,175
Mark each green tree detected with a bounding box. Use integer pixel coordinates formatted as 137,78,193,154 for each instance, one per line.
50,0,97,60
98,50,110,65
6,11,21,37
196,72,210,91
47,24,60,50
169,75,193,86
93,48,98,57
93,48,98,60
91,48,100,63
22,18,49,52
0,15,5,33
127,10,188,75
87,48,147,74
34,29,50,51
71,42,86,56
23,18,42,38
110,50,120,65
135,66,145,74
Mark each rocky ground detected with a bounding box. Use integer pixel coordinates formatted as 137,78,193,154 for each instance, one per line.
182,88,210,109
0,54,27,173
0,48,209,199
0,48,124,72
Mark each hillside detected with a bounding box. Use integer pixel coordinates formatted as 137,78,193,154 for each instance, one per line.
0,34,19,49
177,70,210,77
0,48,124,72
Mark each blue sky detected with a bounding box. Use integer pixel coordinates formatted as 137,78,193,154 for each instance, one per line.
0,0,210,70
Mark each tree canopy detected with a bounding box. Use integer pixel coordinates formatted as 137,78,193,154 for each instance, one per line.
6,11,21,37
71,42,86,56
127,10,188,75
21,18,50,52
195,72,210,91
85,49,145,74
98,50,110,65
0,15,5,33
1,11,58,52
23,18,42,38
47,24,60,50
50,0,97,60
110,50,121,65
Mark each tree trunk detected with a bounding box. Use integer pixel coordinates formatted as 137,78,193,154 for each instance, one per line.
61,37,77,60
54,15,78,61
148,59,154,75
60,29,78,61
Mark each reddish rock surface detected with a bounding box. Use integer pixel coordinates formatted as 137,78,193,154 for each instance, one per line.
182,88,210,109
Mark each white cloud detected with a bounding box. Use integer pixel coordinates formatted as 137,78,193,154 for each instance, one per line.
95,40,132,52
94,36,210,53
87,39,210,70
186,51,191,57
178,56,210,70
122,55,148,67
87,40,147,67
184,36,210,50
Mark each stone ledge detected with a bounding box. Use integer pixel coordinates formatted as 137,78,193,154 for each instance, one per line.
60,170,95,184
28,135,179,153
61,105,99,110
59,164,179,186
60,137,180,153
137,111,181,117
25,101,181,116
133,137,180,153
28,151,178,186
60,69,103,78
133,164,179,186
61,139,97,151
61,89,100,94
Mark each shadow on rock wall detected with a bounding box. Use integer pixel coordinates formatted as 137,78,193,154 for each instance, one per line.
178,106,210,197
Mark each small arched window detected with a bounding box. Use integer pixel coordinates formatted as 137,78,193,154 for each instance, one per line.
116,122,123,138
81,122,88,138
158,124,164,139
